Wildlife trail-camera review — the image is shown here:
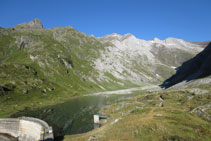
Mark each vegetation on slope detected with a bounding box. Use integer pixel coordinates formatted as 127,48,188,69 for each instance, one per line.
65,85,211,141
0,23,122,117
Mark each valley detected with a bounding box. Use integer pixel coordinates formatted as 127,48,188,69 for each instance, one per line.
0,19,210,141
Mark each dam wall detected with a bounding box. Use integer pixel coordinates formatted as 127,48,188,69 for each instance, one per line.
0,118,19,138
0,117,53,140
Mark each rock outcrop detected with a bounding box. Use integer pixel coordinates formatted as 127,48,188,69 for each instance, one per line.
27,18,43,29
15,18,44,30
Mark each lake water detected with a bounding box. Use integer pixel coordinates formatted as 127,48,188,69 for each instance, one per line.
12,94,139,139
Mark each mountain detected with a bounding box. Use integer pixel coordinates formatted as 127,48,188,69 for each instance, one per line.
161,42,211,89
188,41,211,48
96,33,203,83
0,19,208,116
0,19,111,114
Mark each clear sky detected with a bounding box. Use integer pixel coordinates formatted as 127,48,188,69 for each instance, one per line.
0,0,210,41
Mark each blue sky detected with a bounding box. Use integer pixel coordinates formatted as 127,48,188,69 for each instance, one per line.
0,0,210,41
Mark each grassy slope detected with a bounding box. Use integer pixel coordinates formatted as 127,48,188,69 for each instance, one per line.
65,85,211,141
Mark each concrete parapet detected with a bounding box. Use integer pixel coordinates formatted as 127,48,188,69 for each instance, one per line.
19,117,49,128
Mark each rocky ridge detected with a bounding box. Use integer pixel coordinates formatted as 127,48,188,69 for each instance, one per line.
95,33,204,84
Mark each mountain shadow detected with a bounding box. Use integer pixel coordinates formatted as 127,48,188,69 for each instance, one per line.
160,42,211,89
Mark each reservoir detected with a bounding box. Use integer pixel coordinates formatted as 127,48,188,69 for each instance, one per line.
12,93,139,139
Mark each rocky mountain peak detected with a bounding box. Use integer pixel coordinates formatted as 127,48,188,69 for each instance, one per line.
121,33,136,40
152,37,161,41
106,33,122,39
98,33,137,42
28,18,43,29
15,18,44,30
97,33,121,42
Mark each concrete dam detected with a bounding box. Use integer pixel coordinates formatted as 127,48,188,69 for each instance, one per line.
0,117,53,141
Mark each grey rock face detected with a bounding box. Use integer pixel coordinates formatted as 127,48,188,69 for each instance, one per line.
15,18,44,30
95,33,204,84
27,18,43,29
16,35,41,50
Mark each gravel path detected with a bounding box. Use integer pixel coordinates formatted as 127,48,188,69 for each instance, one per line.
86,85,161,96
